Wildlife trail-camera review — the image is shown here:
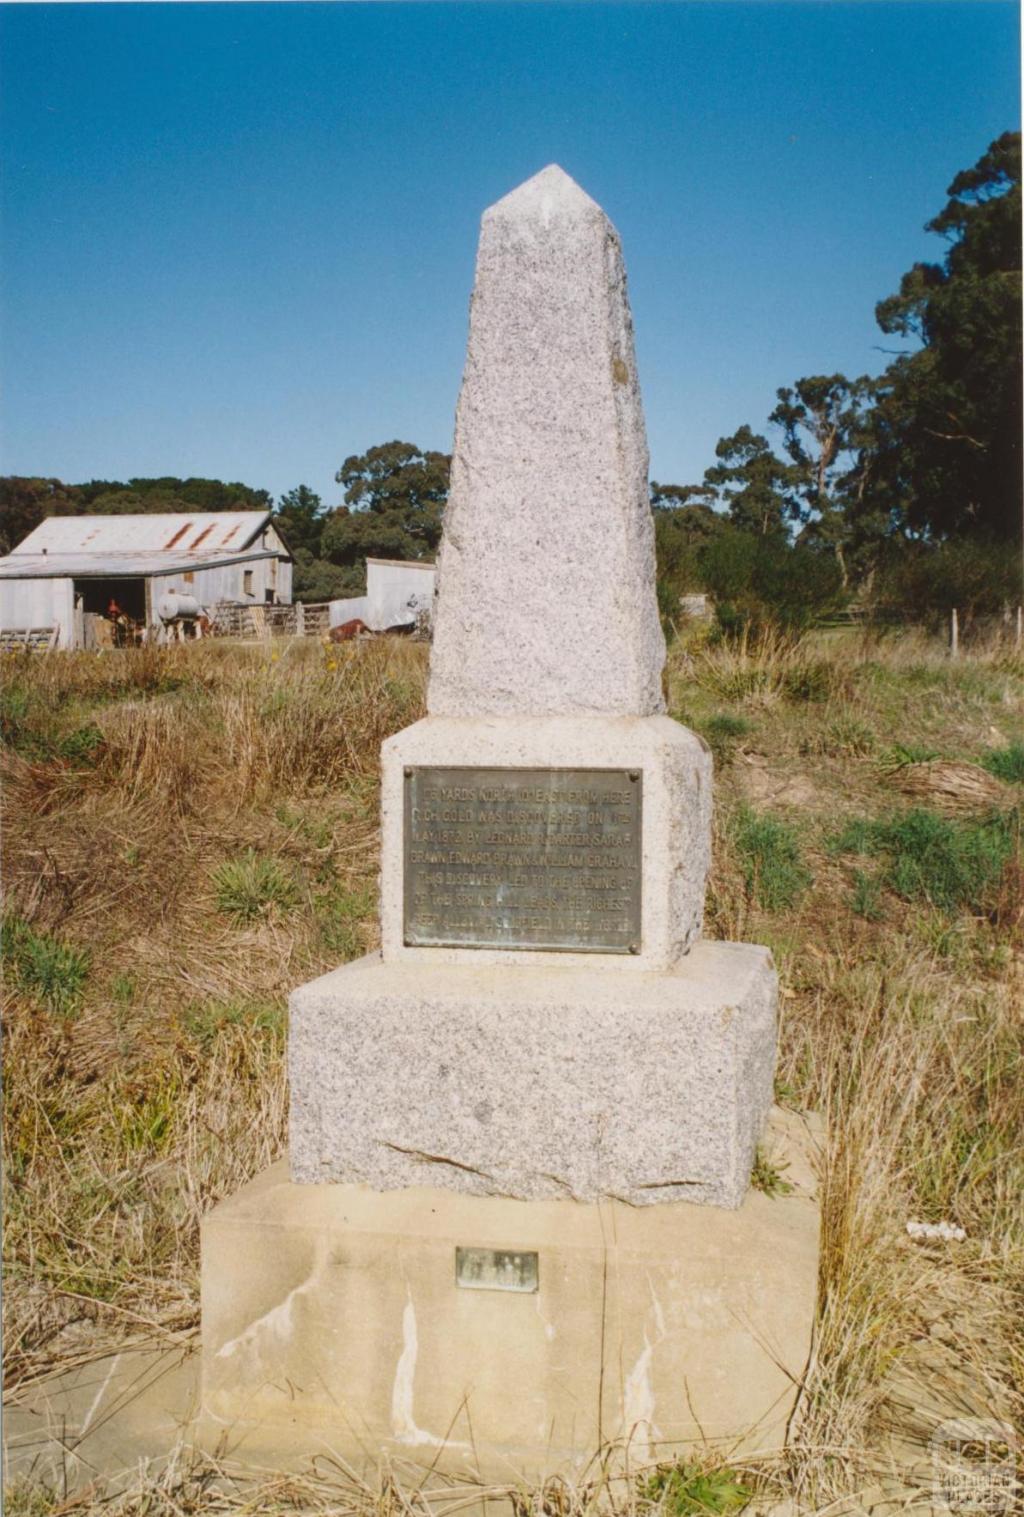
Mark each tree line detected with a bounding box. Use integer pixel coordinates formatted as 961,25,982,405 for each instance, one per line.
1,133,1018,628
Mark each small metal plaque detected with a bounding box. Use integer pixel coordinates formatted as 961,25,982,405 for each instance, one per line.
456,1247,539,1294
403,766,642,953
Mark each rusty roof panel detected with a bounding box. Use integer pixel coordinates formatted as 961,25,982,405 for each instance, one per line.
11,512,273,557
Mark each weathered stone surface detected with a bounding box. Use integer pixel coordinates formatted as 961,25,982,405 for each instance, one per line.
203,1110,821,1478
289,939,777,1208
380,715,712,972
428,164,665,719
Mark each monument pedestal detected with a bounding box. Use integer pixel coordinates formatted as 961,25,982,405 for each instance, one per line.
201,1111,820,1481
290,941,777,1210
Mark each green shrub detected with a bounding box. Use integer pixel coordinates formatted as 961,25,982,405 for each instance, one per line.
873,536,1018,624
701,526,844,635
833,808,1015,913
734,808,812,910
213,851,298,922
982,742,1024,784
2,916,89,1018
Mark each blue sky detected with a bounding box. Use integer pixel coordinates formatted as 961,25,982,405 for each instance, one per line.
1,2,1019,509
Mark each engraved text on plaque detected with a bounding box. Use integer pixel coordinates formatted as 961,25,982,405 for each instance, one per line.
403,766,642,952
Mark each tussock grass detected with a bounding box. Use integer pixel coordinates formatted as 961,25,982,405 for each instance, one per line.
3,627,1023,1515
213,849,300,921
684,624,852,707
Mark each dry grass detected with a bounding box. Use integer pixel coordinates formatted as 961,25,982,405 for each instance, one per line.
2,638,425,1392
3,626,1023,1515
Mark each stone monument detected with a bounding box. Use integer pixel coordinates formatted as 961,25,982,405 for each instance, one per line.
201,166,820,1478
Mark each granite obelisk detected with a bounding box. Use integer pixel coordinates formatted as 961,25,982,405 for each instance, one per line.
429,165,665,718
201,167,819,1477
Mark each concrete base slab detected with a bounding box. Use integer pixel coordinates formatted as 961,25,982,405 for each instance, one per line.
2,1346,200,1494
201,1110,821,1482
289,940,777,1208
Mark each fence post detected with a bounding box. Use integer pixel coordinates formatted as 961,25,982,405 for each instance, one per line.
296,601,306,637
950,606,959,658
1017,605,1022,648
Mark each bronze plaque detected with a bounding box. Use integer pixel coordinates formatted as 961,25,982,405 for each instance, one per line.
403,766,642,953
455,1247,539,1294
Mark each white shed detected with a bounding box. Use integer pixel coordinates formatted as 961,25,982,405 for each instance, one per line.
0,511,293,649
330,555,433,631
329,557,436,633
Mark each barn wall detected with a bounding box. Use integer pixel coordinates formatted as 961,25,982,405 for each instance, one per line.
0,578,74,645
151,555,292,610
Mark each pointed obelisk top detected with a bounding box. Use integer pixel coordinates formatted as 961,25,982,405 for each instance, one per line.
486,163,603,221
428,167,666,718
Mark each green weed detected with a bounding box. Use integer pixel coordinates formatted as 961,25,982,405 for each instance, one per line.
0,685,31,747
316,882,375,958
181,998,285,1051
751,1148,794,1197
1,1480,56,1517
54,723,104,766
111,1076,178,1153
801,714,875,757
643,1461,752,1516
111,973,136,1006
850,868,884,921
696,712,752,765
1,916,89,1018
213,851,298,922
881,741,941,768
832,808,1015,914
781,661,840,702
734,808,811,910
982,741,1024,784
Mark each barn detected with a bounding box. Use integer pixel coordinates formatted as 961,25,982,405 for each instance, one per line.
0,511,293,649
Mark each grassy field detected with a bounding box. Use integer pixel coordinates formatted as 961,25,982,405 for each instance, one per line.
1,627,1022,1514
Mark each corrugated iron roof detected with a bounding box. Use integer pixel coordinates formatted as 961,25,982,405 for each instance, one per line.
0,549,281,581
11,512,272,557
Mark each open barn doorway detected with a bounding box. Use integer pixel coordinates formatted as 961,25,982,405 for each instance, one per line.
73,578,146,622
74,577,146,646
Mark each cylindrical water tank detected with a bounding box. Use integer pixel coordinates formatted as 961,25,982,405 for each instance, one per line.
157,590,202,622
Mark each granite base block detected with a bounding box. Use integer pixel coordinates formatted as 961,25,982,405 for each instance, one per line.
289,940,777,1209
201,1112,820,1480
